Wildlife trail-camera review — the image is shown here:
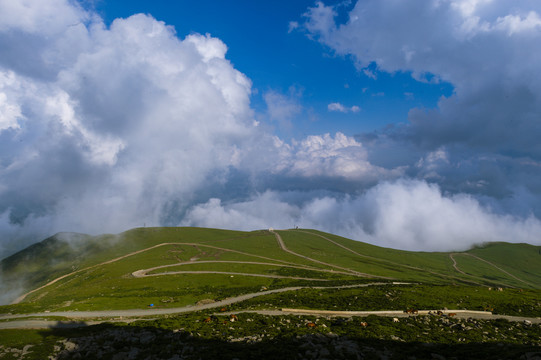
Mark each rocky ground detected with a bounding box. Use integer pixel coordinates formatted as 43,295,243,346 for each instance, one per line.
2,312,540,360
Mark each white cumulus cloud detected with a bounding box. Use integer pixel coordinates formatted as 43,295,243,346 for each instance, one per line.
0,1,256,255
303,0,541,157
328,102,360,113
271,132,403,181
183,180,541,252
1,0,541,260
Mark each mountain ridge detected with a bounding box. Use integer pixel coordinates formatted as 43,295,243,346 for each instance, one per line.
1,227,540,312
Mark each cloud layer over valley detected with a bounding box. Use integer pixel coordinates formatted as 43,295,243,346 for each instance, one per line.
1,0,541,257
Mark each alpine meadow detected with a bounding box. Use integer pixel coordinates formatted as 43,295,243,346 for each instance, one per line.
1,227,541,358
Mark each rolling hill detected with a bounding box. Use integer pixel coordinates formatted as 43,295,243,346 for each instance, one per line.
2,227,541,359
1,227,540,314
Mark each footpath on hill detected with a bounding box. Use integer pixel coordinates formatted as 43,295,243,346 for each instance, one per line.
4,230,538,330
2,281,540,329
11,230,375,305
0,283,390,322
1,309,540,330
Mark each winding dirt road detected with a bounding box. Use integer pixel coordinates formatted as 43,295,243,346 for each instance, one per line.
135,270,330,282
462,253,535,287
11,242,187,304
449,254,466,275
12,239,354,305
8,229,538,331
448,253,484,286
132,260,360,279
8,280,540,329
0,283,395,327
271,230,381,278
297,230,491,286
449,252,537,288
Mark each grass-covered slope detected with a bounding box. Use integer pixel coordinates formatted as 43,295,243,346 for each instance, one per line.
0,227,540,314
466,242,541,287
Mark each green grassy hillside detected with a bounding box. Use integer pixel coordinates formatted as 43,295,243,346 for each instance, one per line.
3,227,541,360
1,227,540,315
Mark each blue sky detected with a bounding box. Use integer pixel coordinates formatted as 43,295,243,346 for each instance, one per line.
1,0,541,257
95,0,453,139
